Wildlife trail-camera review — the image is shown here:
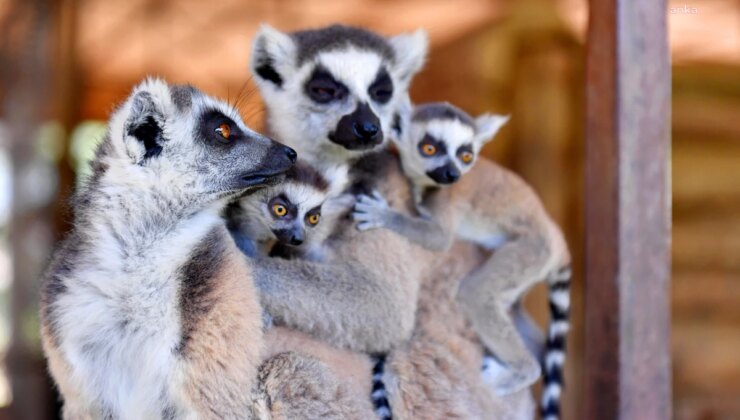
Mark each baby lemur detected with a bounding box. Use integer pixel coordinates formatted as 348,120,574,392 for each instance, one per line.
227,160,351,262
353,101,571,411
39,78,297,418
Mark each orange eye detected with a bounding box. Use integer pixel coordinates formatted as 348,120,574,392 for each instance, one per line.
422,144,436,156
307,213,321,225
272,204,287,217
215,123,231,140
461,152,474,164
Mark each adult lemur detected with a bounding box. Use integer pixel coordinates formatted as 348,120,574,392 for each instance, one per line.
247,24,535,419
353,101,571,416
248,23,433,353
38,78,305,418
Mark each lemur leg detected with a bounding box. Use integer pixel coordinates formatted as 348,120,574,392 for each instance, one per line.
457,234,553,395
512,301,545,361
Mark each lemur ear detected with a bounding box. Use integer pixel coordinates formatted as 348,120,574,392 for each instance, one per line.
123,85,167,162
388,29,428,85
390,94,413,145
251,24,296,88
474,114,510,145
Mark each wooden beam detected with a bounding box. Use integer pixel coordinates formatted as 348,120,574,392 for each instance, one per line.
584,0,671,419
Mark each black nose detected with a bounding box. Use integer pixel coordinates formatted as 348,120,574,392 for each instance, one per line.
328,102,384,150
353,121,379,140
289,235,303,246
426,163,461,185
284,146,297,163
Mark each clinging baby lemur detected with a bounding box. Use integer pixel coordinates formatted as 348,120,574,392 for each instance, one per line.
353,101,572,415
227,160,350,262
39,78,297,418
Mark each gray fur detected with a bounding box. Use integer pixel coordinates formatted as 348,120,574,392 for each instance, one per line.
291,24,395,65
412,102,476,127
169,84,195,111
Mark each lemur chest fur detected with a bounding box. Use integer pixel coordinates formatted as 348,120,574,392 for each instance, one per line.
416,185,509,251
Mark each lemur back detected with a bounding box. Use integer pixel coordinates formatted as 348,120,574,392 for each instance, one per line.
39,79,297,418
352,101,571,418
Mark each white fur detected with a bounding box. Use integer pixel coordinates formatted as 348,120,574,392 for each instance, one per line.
549,289,570,311
251,26,428,170
544,350,566,372
54,205,223,418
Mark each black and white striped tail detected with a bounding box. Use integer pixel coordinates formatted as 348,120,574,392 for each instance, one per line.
541,265,571,420
371,355,392,420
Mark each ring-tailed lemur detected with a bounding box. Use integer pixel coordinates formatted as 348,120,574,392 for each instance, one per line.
248,23,430,353
39,78,297,418
352,101,571,417
249,24,430,419
226,160,351,262
251,24,426,171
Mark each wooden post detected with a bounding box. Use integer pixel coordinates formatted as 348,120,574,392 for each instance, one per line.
584,0,671,419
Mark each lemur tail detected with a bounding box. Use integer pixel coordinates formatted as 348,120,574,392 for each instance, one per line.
541,264,571,420
371,355,392,420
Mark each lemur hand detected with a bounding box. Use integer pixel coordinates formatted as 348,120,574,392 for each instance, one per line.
352,190,391,231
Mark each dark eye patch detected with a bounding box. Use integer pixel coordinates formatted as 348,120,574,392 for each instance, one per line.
368,67,393,104
268,194,298,220
417,134,447,157
199,109,245,146
304,66,348,104
457,144,474,163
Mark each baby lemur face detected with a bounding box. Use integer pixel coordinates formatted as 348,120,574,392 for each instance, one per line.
395,102,509,188
250,24,428,164
234,161,348,248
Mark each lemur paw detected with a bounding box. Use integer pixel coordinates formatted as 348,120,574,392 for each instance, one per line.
482,357,541,396
352,191,390,231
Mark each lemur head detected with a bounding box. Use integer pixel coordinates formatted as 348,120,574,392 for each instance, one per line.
393,101,509,188
233,160,348,247
100,78,297,206
250,24,428,165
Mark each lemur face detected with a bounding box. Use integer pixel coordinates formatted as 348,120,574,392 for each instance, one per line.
394,102,509,188
233,160,348,248
250,24,428,163
109,79,296,201
241,182,327,247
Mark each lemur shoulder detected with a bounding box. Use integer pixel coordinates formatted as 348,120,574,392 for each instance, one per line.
352,101,572,416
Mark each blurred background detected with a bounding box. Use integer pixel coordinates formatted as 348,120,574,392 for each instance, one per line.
0,0,738,418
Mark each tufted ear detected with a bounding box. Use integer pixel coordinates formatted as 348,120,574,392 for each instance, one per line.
250,24,297,88
388,29,428,86
474,113,510,146
120,80,170,162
